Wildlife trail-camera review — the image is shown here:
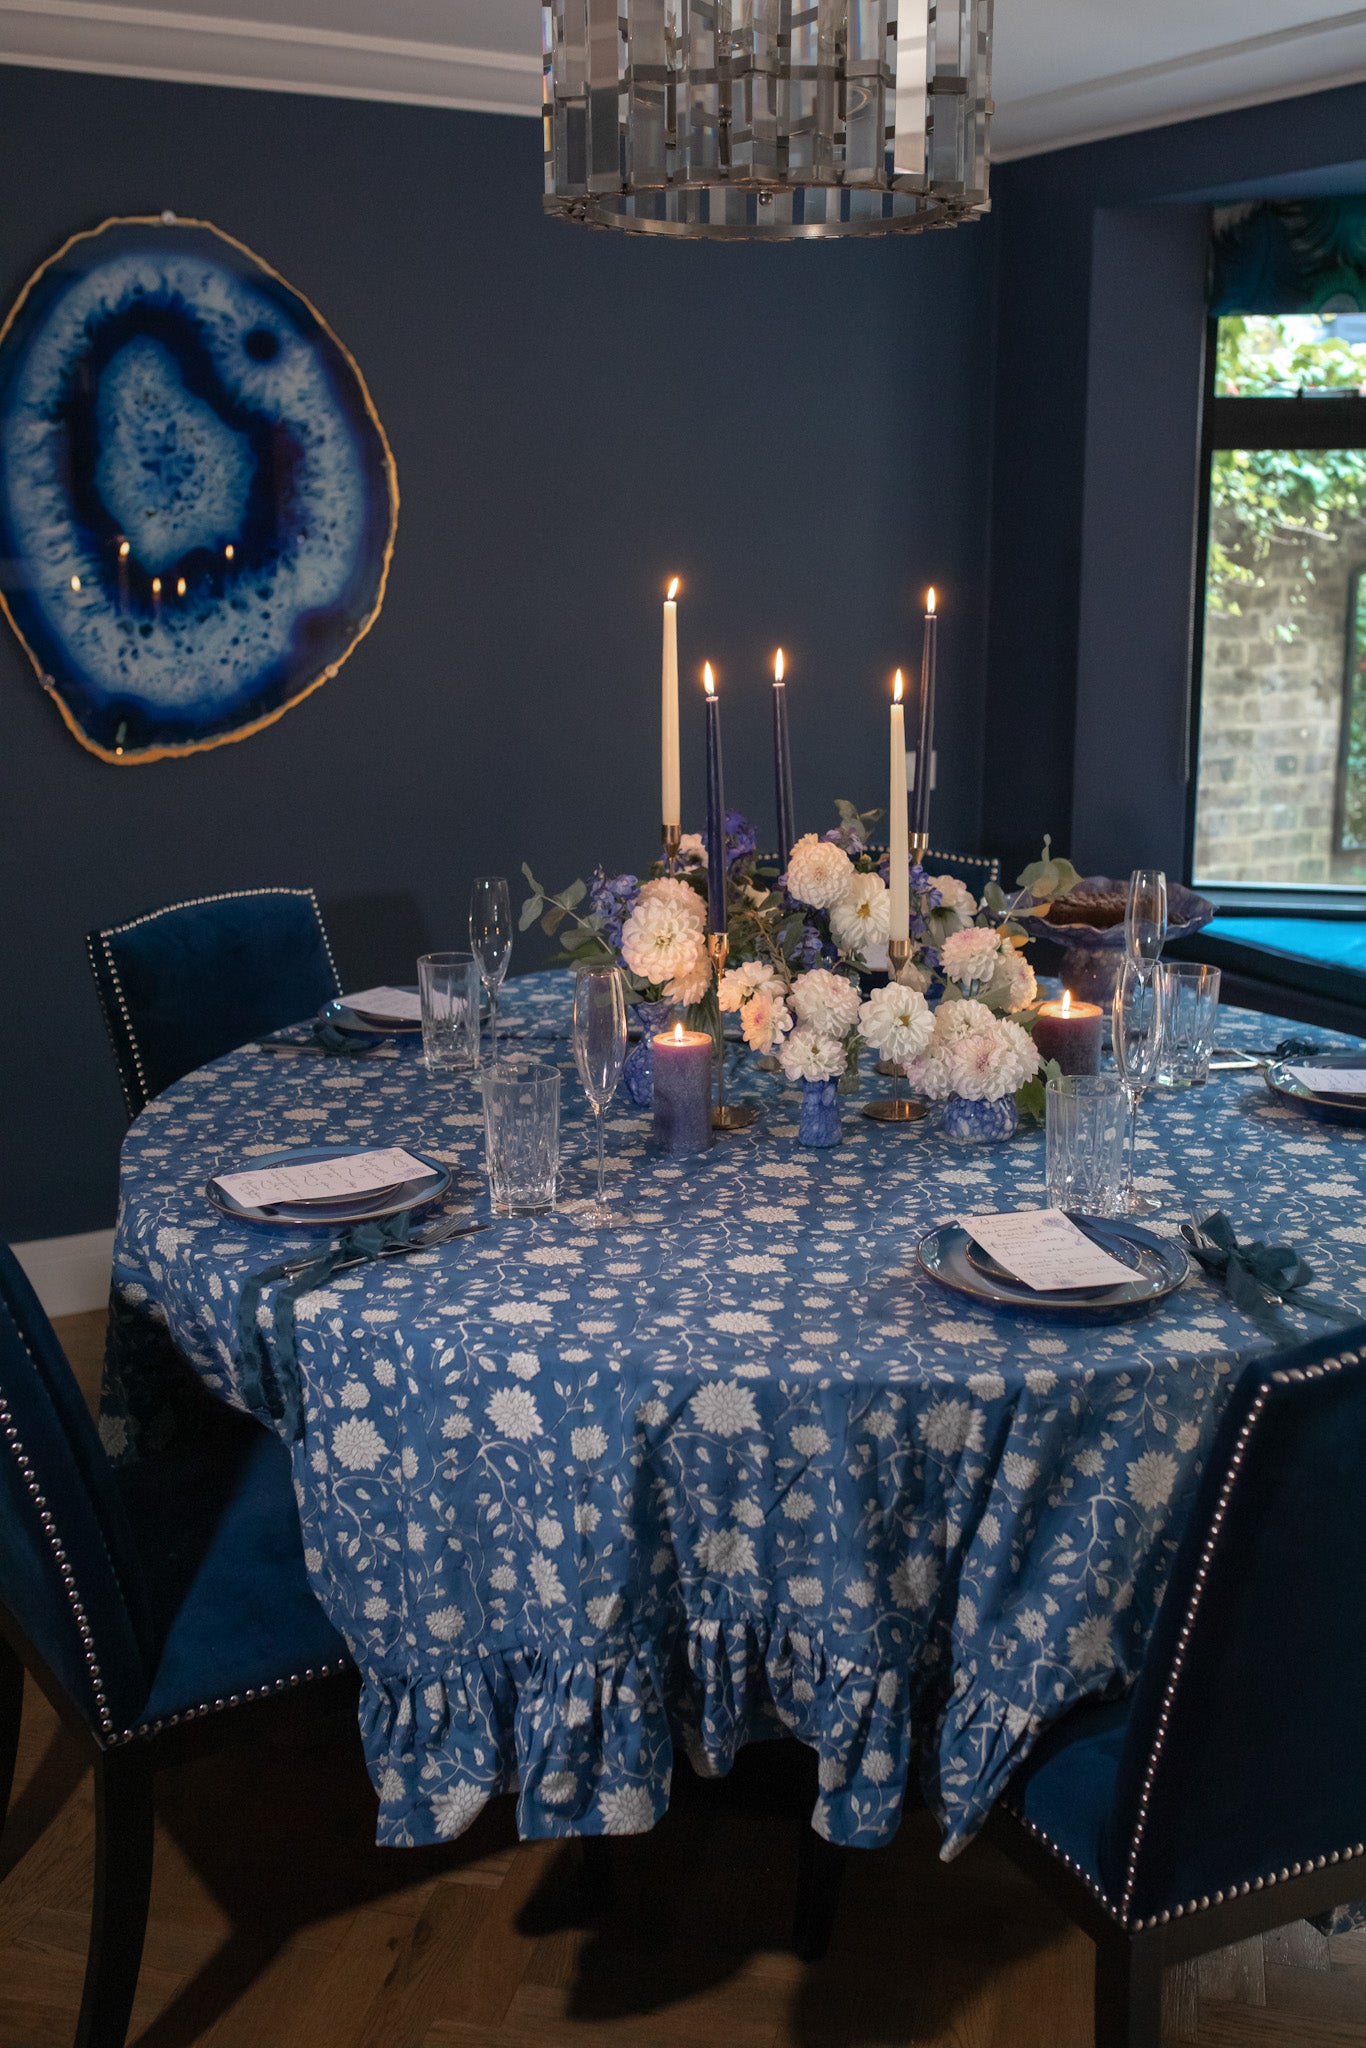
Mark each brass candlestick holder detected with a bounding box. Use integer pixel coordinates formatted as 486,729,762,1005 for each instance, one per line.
909,828,930,866
662,823,681,875
863,937,928,1124
706,931,760,1132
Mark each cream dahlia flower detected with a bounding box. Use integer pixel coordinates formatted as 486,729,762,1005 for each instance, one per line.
717,960,783,1012
790,968,862,1039
778,1022,847,1084
829,872,890,960
740,987,793,1055
858,981,934,1064
939,924,1003,990
621,879,708,997
786,833,856,910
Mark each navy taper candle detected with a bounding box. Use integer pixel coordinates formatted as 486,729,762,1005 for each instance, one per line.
703,662,727,934
913,590,938,837
651,1025,713,1153
772,647,795,867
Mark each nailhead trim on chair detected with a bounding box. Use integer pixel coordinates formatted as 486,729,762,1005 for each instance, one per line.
1007,1345,1366,1934
110,1657,352,1744
92,888,342,1116
0,1299,114,1737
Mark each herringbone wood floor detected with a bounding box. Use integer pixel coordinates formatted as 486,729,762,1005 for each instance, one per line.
0,1310,1361,2048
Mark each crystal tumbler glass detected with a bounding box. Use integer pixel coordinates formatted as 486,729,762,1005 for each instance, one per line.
1155,962,1221,1088
481,1057,560,1216
418,951,481,1076
1046,1073,1129,1219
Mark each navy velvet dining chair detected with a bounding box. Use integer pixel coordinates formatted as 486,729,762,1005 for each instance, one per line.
87,887,342,1118
988,1317,1366,2048
0,1239,352,2048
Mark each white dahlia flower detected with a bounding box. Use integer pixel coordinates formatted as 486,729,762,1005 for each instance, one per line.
717,959,783,1013
621,880,708,995
790,968,862,1038
930,874,977,925
939,924,1003,990
984,946,1037,1015
946,1012,1038,1102
858,981,934,1064
786,833,856,910
829,872,891,960
778,1022,848,1084
677,831,707,867
740,987,793,1055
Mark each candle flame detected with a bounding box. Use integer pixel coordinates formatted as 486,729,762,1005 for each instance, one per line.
1061,989,1072,1014
703,662,715,696
926,587,937,615
673,1022,685,1042
118,538,130,559
225,543,235,561
774,647,784,683
70,575,81,592
893,668,904,704
666,576,679,601
176,576,187,598
151,577,161,595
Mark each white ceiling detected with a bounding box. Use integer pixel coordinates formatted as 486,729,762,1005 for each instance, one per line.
0,0,1363,159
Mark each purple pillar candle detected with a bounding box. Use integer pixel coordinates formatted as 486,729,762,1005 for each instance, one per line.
651,1025,713,1154
1032,991,1103,1075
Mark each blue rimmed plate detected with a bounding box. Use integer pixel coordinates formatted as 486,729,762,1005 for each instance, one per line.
323,989,423,1037
916,1215,1190,1319
1265,1053,1366,1127
207,1143,451,1228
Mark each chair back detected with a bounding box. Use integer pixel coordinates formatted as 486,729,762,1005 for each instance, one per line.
0,1245,155,1739
88,887,342,1116
1106,1320,1366,1923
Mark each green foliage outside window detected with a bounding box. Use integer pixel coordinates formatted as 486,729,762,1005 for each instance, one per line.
1209,317,1366,637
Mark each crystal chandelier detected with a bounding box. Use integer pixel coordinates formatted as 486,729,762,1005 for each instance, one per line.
543,0,993,240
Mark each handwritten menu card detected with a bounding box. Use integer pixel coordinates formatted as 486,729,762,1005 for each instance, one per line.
343,986,424,1022
959,1209,1135,1291
213,1147,431,1210
1284,1066,1366,1096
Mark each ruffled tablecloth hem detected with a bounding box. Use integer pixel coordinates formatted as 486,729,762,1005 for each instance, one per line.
358,1601,935,1852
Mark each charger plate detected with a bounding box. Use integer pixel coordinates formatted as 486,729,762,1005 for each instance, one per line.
1265,1053,1366,1127
917,1215,1190,1319
208,1142,450,1228
323,990,423,1037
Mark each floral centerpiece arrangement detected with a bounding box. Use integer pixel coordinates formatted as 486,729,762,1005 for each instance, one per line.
522,815,1079,1145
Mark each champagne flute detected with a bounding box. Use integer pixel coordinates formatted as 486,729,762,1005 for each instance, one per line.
572,966,628,1227
1112,959,1165,1215
469,876,512,1063
1125,868,1168,980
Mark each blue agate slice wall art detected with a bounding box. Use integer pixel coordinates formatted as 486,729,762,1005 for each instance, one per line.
0,216,398,762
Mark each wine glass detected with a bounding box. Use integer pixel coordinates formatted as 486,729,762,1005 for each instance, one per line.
1125,868,1168,980
1111,959,1165,1215
573,966,628,1226
469,876,512,1062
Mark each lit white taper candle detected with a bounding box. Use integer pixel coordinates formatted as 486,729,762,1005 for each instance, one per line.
662,576,681,831
888,668,910,945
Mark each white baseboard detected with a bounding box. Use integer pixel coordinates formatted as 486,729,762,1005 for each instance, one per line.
13,1227,115,1318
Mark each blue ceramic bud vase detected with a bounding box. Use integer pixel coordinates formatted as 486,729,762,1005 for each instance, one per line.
940,1093,1019,1145
622,999,675,1108
798,1078,842,1147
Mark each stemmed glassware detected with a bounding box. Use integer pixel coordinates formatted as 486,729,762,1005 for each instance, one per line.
1111,959,1165,1215
469,876,512,1063
1125,868,1168,980
572,965,627,1227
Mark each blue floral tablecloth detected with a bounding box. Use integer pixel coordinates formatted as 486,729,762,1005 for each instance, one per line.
104,975,1366,1854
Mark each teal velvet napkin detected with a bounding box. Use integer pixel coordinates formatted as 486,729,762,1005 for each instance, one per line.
1187,1211,1361,1339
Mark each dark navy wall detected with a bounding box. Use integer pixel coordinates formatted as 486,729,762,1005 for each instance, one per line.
984,79,1366,881
0,65,996,1241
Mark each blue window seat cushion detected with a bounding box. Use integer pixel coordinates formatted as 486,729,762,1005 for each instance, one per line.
1170,915,1366,1009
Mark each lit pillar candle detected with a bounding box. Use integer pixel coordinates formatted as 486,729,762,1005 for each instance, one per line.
703,662,727,935
914,587,938,837
652,1022,713,1154
1033,988,1103,1075
662,577,681,832
888,669,910,944
772,646,795,867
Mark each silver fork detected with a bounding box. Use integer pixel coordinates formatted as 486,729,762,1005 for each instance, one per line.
280,1215,487,1279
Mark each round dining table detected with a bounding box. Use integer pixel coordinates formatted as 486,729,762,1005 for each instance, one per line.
102,973,1366,1857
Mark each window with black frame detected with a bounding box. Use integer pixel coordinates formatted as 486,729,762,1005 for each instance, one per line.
1192,199,1366,893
